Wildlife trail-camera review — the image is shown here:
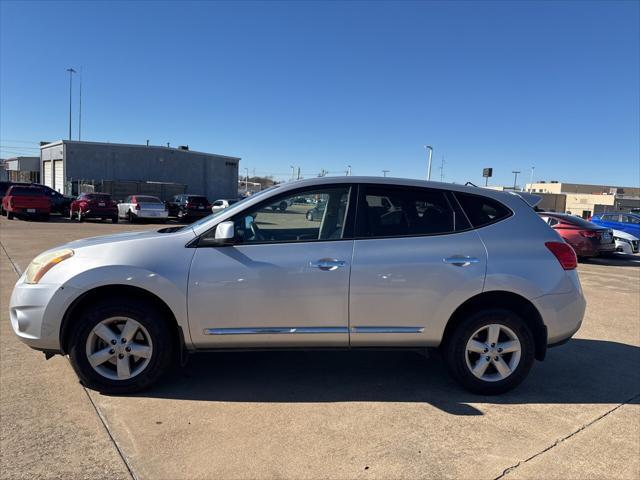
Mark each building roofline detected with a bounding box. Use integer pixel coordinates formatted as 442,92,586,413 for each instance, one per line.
39,140,241,161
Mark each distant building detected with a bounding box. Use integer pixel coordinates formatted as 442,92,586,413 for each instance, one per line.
39,140,240,200
524,181,640,217
4,156,40,183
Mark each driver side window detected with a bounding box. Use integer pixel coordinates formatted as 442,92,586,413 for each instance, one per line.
231,186,351,244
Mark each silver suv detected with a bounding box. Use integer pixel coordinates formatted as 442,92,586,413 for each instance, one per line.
10,177,585,395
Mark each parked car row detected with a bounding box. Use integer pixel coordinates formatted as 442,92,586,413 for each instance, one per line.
1,180,243,224
538,212,639,258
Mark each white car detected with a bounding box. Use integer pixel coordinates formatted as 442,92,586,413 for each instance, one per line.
211,198,241,213
118,195,169,223
612,229,639,254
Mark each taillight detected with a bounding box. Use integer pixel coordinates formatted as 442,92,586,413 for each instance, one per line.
578,230,598,238
135,203,141,210
545,241,577,270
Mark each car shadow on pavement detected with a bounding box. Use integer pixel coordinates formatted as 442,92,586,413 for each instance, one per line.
133,339,640,415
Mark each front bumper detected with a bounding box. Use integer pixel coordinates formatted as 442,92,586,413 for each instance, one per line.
9,276,79,352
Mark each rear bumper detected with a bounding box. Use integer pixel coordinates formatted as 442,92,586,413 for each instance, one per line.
83,209,117,218
533,290,586,345
10,207,51,215
136,210,169,219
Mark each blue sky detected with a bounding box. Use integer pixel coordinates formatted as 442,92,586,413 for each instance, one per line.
1,0,638,186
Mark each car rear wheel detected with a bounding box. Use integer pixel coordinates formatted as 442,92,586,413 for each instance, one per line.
68,298,175,394
444,308,535,395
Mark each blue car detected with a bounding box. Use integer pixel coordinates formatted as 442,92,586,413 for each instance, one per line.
591,212,640,238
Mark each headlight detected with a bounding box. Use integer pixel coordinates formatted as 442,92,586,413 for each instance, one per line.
614,237,631,244
24,249,74,284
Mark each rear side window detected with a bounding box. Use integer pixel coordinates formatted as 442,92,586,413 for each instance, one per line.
357,185,467,238
454,192,512,228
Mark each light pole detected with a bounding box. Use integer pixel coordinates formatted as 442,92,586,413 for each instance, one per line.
528,166,535,192
290,165,295,182
425,145,433,180
346,165,352,176
382,169,390,177
245,167,249,194
512,170,521,190
78,67,83,141
66,68,76,140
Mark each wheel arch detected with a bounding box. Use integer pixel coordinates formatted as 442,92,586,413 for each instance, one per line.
59,284,186,357
441,290,547,361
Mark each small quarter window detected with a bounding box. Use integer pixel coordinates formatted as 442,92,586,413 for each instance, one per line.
454,192,511,228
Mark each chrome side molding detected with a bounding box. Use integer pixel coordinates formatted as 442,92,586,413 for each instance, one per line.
204,327,349,335
351,326,424,334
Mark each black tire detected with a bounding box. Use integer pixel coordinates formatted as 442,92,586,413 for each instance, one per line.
278,201,287,212
127,211,136,223
67,298,176,394
444,308,535,395
111,216,119,224
0,205,4,216
7,211,14,220
41,214,50,222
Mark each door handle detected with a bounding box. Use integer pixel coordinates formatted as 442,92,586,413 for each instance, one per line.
443,256,480,267
310,258,346,271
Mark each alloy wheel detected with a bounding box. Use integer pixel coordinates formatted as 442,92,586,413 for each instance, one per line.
464,323,521,382
85,316,153,381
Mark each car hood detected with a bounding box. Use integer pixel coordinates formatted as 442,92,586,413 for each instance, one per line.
612,229,639,241
63,228,194,250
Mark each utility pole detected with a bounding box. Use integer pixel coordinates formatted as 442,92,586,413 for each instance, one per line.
382,170,390,177
245,167,249,194
439,154,445,182
425,145,433,180
512,170,521,190
346,165,352,176
78,67,83,141
66,68,76,140
528,166,535,192
290,165,295,182
297,167,301,180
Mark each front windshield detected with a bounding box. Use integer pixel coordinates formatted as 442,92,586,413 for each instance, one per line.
184,184,281,231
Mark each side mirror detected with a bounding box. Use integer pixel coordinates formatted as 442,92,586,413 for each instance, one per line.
214,221,235,243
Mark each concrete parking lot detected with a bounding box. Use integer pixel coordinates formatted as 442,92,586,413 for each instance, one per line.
1,215,639,480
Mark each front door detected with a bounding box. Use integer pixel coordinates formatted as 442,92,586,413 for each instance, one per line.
188,184,354,347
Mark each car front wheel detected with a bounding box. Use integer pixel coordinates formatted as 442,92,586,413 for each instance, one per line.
68,298,176,393
444,308,535,395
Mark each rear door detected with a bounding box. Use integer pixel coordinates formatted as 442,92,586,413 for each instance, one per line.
620,214,640,237
349,184,487,346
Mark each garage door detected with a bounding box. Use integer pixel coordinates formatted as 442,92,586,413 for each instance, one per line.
53,160,64,193
43,161,52,188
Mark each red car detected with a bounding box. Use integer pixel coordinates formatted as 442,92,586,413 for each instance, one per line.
70,192,118,223
1,185,52,220
539,212,615,258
